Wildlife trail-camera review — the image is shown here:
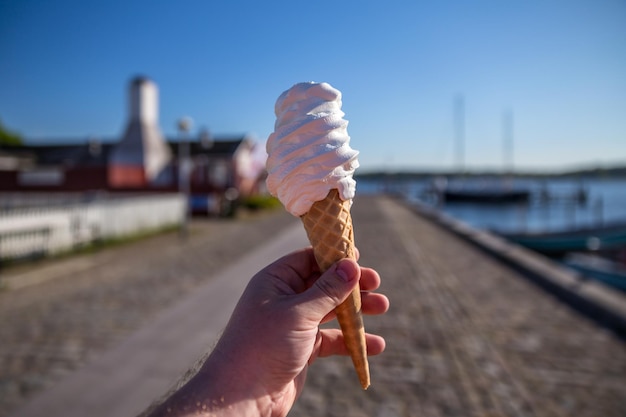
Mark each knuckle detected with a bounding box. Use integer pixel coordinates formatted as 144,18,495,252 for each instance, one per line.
314,277,341,304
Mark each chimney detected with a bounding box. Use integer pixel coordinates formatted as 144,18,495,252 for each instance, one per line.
108,76,172,187
130,76,158,124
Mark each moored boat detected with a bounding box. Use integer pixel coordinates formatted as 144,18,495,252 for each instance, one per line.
563,253,626,292
499,221,626,256
443,187,531,203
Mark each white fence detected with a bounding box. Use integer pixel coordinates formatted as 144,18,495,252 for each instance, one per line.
0,194,186,262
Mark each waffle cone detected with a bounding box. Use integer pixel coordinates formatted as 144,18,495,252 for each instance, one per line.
301,189,370,389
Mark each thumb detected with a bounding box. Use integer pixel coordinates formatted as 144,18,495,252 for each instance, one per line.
296,259,360,322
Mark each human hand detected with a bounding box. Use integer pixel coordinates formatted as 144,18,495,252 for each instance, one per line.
148,248,388,417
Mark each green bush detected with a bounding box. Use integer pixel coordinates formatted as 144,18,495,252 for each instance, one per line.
241,195,282,211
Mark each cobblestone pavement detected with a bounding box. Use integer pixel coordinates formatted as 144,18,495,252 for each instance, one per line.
289,196,626,417
2,196,625,417
0,209,299,417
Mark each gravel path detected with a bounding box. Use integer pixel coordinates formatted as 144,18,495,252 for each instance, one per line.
0,209,298,416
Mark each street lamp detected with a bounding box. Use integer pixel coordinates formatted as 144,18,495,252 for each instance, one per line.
178,116,193,238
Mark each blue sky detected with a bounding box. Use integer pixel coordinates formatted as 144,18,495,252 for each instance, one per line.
1,0,625,172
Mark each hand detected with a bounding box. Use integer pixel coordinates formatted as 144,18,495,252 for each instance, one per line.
147,248,388,417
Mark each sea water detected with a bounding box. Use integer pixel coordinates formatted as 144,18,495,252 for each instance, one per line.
358,176,626,234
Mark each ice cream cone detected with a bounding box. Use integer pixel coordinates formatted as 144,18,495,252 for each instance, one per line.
301,189,370,389
266,82,368,389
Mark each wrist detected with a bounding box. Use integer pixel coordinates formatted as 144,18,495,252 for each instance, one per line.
149,349,273,417
196,351,274,417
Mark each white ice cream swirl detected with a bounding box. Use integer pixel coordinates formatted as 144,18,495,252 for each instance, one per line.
266,82,359,217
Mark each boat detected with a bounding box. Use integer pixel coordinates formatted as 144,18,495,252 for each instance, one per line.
432,178,531,204
433,177,531,204
442,187,530,203
563,253,626,292
499,221,626,256
438,100,531,204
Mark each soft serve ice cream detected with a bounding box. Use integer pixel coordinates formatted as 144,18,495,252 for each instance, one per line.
266,82,360,216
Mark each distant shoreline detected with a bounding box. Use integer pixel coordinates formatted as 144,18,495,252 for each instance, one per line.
357,165,626,180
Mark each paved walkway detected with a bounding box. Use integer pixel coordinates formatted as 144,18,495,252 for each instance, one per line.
12,221,308,417
3,196,626,417
0,210,300,417
290,196,626,417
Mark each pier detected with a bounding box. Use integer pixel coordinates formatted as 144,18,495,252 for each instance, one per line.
1,195,625,417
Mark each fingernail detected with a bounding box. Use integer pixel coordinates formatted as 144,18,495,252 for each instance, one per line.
336,260,354,282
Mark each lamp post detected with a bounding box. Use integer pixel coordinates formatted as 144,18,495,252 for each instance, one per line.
178,116,193,238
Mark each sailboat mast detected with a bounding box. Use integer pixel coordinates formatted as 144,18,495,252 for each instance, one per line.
454,94,465,173
502,109,514,174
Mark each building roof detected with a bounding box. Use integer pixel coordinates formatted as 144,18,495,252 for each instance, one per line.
167,135,249,158
1,141,113,167
1,135,250,168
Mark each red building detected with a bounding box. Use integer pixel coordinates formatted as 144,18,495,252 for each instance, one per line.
0,77,264,215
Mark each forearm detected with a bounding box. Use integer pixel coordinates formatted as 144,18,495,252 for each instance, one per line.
146,351,273,417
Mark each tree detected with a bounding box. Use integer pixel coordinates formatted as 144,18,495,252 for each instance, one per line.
0,118,23,145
